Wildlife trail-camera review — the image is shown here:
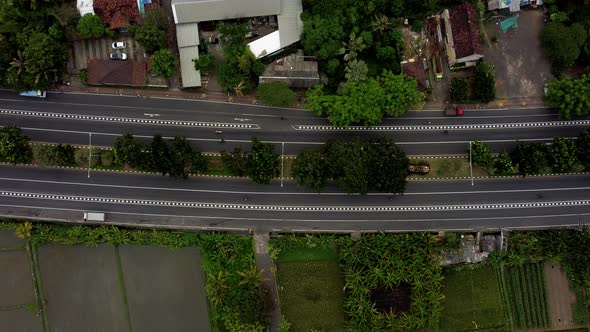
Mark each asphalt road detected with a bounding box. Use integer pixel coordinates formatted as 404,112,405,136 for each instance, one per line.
0,166,588,231
1,90,588,155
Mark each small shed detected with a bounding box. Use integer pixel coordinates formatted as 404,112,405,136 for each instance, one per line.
259,54,320,88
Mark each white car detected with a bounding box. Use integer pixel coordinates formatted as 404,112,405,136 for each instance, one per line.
112,41,127,49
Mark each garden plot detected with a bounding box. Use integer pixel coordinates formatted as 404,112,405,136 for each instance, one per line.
438,265,511,332
118,245,210,332
38,244,128,332
276,246,346,332
504,263,549,329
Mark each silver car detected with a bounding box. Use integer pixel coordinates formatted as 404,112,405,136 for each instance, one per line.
110,53,128,60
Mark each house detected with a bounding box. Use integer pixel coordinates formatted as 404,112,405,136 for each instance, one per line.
440,3,484,69
171,0,304,88
87,59,146,86
401,58,428,91
258,54,320,88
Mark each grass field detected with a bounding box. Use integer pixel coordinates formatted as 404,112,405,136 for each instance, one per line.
276,247,346,332
438,265,511,332
504,263,549,329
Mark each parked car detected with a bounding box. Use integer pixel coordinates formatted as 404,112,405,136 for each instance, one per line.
444,106,464,116
110,53,128,60
112,41,127,49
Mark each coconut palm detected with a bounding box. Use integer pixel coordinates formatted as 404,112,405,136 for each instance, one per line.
9,50,25,77
206,271,228,305
345,60,368,82
238,265,265,288
233,80,246,96
338,32,366,62
371,14,392,34
15,222,32,239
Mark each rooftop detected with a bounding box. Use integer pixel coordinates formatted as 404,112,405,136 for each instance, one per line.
259,54,319,88
87,59,146,86
93,0,139,29
172,0,281,24
448,2,482,59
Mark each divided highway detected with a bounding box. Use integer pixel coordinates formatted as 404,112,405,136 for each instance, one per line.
0,90,589,231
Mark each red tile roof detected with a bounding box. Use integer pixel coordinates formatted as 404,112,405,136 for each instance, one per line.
93,0,139,29
87,59,146,86
449,2,482,59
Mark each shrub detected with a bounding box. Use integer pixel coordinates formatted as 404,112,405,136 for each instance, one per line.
100,150,114,167
77,14,105,39
192,54,215,73
474,61,496,103
471,140,492,168
151,49,176,79
256,82,296,107
450,76,469,102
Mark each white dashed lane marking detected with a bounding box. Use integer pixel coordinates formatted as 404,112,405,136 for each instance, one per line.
0,108,260,129
2,191,589,213
292,120,590,131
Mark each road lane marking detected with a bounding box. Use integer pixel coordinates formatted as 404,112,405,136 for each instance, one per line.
292,120,590,131
1,191,590,212
0,108,260,129
1,176,590,196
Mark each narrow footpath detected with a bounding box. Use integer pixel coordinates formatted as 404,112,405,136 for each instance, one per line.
253,232,281,332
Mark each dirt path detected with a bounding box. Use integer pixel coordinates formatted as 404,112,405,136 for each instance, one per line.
544,263,577,329
254,232,281,332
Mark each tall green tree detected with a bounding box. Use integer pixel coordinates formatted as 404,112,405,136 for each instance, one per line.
380,71,422,117
324,79,385,127
150,134,171,175
542,21,587,66
545,74,590,119
473,61,496,103
151,49,176,79
510,142,547,176
344,59,368,82
368,136,409,194
221,147,249,177
548,137,577,173
134,7,168,53
471,140,492,168
292,149,328,192
493,150,514,175
18,32,67,90
0,126,32,164
450,76,469,102
167,136,194,178
113,134,144,168
77,13,105,39
247,137,280,184
576,128,590,170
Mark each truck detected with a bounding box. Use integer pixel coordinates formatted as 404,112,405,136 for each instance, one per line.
408,162,431,175
83,212,105,222
19,90,46,98
444,106,464,116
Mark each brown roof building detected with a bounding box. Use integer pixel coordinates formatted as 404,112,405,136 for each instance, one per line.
87,59,146,86
258,54,320,89
438,2,483,68
93,0,139,29
401,58,427,91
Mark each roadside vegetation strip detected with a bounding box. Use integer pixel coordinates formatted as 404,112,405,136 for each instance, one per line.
0,108,260,129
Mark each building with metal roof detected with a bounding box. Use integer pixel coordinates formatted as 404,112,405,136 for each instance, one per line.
171,0,303,88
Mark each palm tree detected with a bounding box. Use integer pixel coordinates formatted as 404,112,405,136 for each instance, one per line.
371,14,392,34
233,80,246,96
9,50,25,76
206,271,228,305
238,265,266,288
15,222,32,239
345,59,368,82
339,32,366,62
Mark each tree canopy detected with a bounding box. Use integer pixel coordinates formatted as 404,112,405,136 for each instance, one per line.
545,74,590,119
77,13,105,39
151,49,176,79
256,82,296,107
0,126,32,164
134,7,168,53
542,22,587,66
473,61,496,103
247,137,280,184
292,150,327,192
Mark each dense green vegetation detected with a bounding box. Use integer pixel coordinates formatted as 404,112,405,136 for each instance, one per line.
0,126,33,164
293,137,409,194
151,49,176,79
77,13,105,39
0,0,73,91
256,82,296,107
133,7,168,53
438,265,511,332
473,61,496,103
340,233,443,330
546,74,590,119
305,71,422,127
504,263,549,329
199,234,268,331
221,137,280,184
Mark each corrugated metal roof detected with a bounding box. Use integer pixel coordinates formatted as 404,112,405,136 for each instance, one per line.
176,23,200,48
172,0,281,24
277,0,303,48
178,46,201,87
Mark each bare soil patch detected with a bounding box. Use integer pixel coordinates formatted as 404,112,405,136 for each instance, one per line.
544,262,577,329
370,283,412,314
0,250,35,306
118,245,210,332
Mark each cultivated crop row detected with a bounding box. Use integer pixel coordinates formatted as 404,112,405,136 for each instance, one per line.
504,263,549,329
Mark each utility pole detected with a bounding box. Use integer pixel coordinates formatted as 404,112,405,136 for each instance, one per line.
469,141,474,186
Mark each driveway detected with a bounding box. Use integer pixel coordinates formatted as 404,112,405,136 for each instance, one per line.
69,35,144,73
482,9,552,99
